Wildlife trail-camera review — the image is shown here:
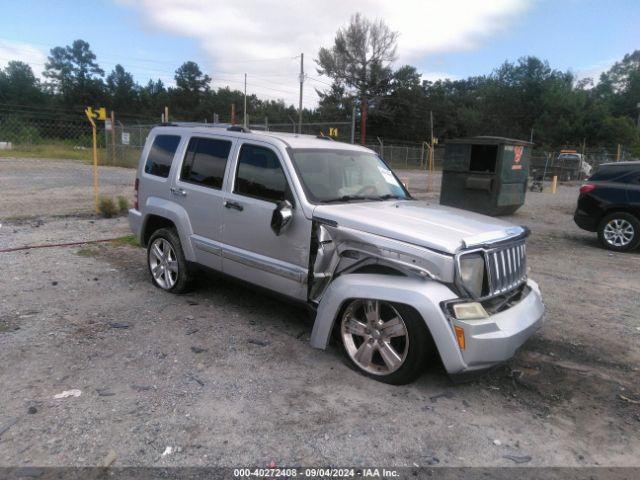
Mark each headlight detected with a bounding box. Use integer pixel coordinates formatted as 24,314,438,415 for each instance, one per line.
458,253,486,298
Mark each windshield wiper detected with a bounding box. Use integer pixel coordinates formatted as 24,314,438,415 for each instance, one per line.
321,194,410,204
321,195,373,203
375,194,408,200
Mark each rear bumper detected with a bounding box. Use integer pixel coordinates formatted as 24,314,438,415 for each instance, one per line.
448,280,544,372
574,209,598,232
128,209,143,243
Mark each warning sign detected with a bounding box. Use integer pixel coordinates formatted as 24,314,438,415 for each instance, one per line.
511,145,524,170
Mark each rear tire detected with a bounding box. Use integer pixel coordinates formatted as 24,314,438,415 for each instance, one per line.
339,299,430,385
597,212,640,252
147,228,194,293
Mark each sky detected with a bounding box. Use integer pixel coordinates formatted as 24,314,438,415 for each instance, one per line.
0,0,638,109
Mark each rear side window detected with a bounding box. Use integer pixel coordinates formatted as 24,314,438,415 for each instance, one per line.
144,135,181,178
181,137,232,189
234,144,287,202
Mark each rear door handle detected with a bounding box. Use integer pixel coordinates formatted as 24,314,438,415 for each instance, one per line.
224,200,243,211
170,187,187,197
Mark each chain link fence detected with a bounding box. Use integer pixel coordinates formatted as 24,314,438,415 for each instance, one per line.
0,112,105,161
1,110,636,177
529,149,637,182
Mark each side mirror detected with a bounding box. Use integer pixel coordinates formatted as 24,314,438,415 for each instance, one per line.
271,200,293,236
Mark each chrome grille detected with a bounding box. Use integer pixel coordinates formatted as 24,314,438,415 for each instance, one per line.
486,241,527,296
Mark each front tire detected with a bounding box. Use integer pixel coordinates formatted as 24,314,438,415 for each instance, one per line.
147,228,193,293
339,299,430,385
597,212,640,252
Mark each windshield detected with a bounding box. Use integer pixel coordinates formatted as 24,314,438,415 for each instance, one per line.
288,148,410,203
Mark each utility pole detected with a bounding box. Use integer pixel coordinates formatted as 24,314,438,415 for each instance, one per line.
298,53,304,135
243,73,248,128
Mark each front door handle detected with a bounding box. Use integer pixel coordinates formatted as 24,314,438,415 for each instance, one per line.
224,200,243,211
170,187,187,197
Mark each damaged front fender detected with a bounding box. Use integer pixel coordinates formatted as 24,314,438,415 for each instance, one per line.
308,218,455,303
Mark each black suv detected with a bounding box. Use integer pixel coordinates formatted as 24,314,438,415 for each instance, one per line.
574,161,640,252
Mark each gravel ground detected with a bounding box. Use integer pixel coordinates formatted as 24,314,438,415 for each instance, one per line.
0,159,639,469
0,157,134,219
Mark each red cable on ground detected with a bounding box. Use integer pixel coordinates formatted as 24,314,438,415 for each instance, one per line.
0,238,123,254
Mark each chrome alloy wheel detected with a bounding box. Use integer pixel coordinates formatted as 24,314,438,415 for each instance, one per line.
603,218,635,247
341,299,409,375
149,238,179,289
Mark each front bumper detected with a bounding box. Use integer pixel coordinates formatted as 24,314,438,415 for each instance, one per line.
312,274,544,376
449,280,544,372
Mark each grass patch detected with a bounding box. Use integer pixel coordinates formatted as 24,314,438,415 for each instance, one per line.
98,197,118,218
76,245,102,257
111,234,139,247
0,143,138,168
117,195,130,214
0,144,102,162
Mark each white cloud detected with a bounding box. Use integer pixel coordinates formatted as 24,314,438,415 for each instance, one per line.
420,71,459,83
0,39,47,77
119,0,533,105
575,58,615,84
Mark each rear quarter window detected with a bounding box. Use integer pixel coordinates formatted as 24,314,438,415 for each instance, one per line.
144,135,181,178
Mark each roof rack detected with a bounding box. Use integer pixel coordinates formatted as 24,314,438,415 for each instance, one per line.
227,125,251,133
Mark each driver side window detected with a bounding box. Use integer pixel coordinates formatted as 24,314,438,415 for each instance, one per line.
234,144,288,203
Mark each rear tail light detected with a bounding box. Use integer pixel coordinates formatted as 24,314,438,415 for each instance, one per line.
134,178,139,210
579,184,596,194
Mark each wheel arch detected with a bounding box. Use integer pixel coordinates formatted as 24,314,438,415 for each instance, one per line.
601,205,640,222
310,273,466,374
140,198,195,261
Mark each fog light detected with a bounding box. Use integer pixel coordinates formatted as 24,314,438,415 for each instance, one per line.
454,326,466,350
453,302,489,320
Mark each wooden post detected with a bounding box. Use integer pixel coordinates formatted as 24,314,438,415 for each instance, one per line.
231,104,236,125
164,106,169,123
551,175,558,194
110,110,116,166
616,143,621,162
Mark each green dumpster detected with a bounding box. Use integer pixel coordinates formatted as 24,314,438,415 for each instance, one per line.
439,136,532,216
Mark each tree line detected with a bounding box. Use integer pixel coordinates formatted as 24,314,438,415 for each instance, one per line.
0,18,639,152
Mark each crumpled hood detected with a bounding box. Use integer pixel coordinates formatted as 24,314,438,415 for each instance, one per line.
313,200,522,254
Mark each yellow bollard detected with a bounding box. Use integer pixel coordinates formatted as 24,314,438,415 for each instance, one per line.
85,108,100,213
551,175,557,194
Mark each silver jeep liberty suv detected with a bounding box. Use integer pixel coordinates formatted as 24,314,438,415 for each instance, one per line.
129,124,544,384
